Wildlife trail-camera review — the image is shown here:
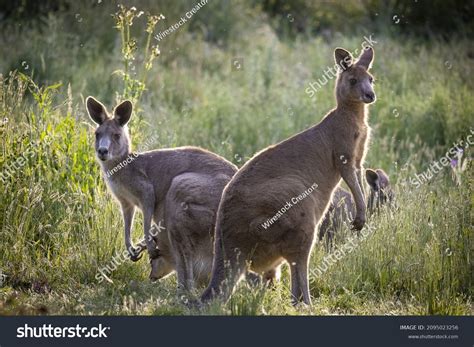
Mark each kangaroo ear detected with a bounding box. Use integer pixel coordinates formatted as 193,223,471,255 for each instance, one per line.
114,100,133,126
334,48,353,71
86,96,108,125
365,168,379,190
375,169,390,188
356,47,374,70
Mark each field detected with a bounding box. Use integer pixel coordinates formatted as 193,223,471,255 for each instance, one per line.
0,1,472,315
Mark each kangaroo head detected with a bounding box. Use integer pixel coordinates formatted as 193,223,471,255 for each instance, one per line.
86,96,132,162
149,254,174,282
334,47,376,104
366,168,394,213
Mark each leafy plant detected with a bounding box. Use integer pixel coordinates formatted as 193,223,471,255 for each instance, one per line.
112,5,164,108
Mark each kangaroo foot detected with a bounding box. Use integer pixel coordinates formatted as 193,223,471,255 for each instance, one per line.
351,216,365,231
128,247,143,262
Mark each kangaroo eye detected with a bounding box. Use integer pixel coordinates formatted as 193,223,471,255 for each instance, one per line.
95,132,100,139
369,77,374,84
349,78,357,85
114,134,121,141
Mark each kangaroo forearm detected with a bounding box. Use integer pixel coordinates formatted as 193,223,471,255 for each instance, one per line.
341,169,366,217
121,205,135,250
356,168,365,200
143,215,154,248
136,239,147,249
134,239,147,255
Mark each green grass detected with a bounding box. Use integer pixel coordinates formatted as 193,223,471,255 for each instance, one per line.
0,2,472,315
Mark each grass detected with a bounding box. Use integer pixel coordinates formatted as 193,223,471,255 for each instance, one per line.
0,2,472,315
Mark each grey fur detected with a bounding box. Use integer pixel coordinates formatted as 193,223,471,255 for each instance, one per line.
201,47,376,305
86,97,237,292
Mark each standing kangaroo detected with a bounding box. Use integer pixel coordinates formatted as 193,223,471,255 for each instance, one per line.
318,168,393,245
201,47,376,305
86,97,237,292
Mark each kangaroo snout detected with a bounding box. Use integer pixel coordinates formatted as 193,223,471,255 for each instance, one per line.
97,147,109,160
363,91,376,103
149,255,174,282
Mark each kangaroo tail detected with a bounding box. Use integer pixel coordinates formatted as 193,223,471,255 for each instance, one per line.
201,222,226,302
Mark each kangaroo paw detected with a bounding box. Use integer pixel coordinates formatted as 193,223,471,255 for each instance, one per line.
351,216,365,231
128,247,143,262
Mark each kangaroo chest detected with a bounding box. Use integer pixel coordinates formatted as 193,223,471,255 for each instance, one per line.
353,125,370,161
105,176,142,208
354,126,368,144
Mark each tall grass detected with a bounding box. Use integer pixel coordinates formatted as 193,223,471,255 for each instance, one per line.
0,2,472,315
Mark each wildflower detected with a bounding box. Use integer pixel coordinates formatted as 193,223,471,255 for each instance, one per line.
146,14,165,34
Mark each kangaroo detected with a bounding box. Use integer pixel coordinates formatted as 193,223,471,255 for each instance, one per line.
151,168,392,285
86,97,237,292
365,168,394,213
150,170,391,287
149,240,214,286
201,47,376,305
318,168,393,246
